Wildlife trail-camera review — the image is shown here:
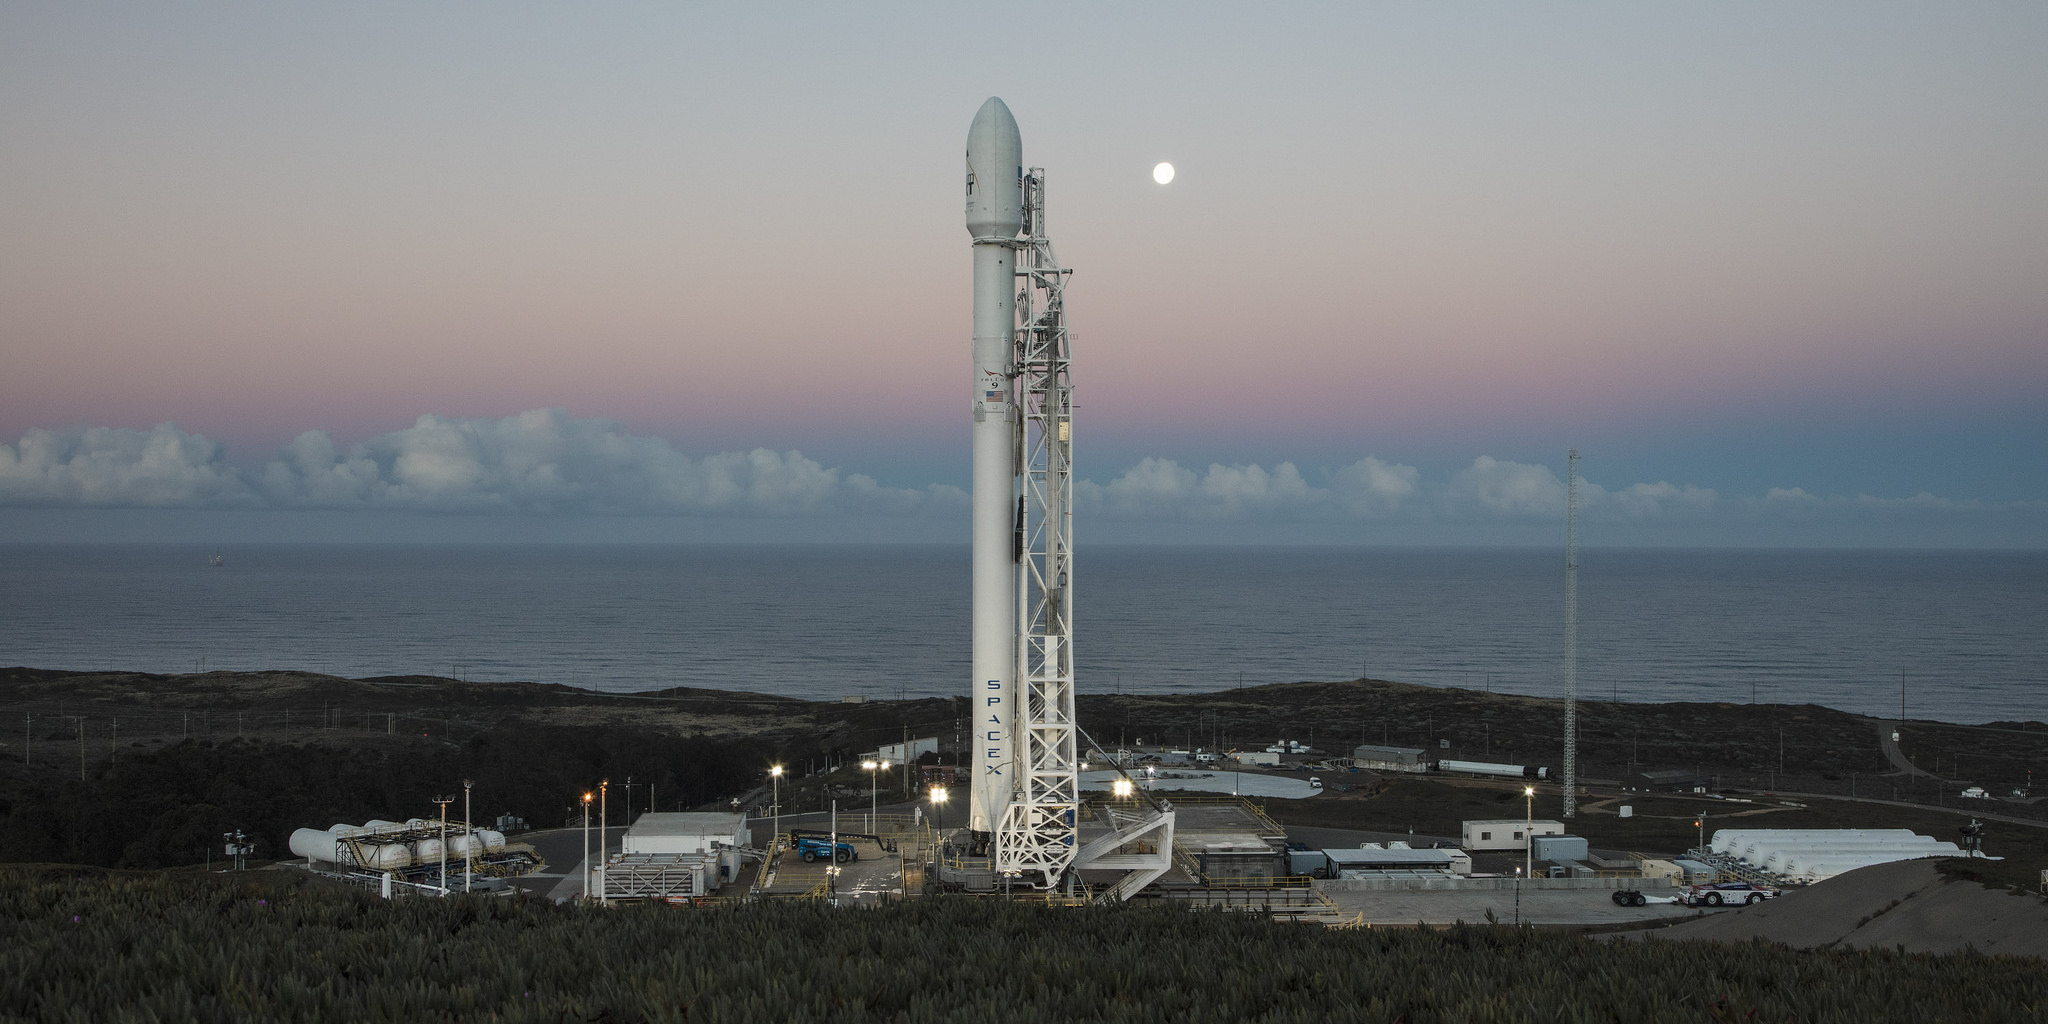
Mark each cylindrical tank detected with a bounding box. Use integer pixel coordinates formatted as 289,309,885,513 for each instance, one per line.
478,830,507,852
360,843,412,870
406,818,431,828
449,834,483,858
290,828,341,863
413,838,445,863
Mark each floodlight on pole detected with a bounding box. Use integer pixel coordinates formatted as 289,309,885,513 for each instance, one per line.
1524,785,1535,881
581,791,593,902
863,760,888,833
769,765,784,859
599,779,609,907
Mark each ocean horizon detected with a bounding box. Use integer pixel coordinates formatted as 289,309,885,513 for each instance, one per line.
3,543,2041,726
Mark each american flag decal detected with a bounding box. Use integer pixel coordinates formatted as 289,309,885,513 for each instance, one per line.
985,390,1004,402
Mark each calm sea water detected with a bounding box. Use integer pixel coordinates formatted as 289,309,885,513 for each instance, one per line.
1,545,2041,725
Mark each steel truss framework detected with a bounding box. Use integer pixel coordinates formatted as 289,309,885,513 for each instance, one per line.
994,168,1080,888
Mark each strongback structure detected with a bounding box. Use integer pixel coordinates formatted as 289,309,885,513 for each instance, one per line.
995,165,1081,887
963,97,1170,895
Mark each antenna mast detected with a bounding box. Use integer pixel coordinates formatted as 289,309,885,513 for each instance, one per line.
1563,448,1579,818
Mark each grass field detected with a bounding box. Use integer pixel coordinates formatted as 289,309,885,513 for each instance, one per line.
2,867,2044,1023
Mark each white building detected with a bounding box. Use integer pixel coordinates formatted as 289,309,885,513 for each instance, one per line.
1462,818,1566,852
622,812,751,855
863,737,939,764
602,812,753,899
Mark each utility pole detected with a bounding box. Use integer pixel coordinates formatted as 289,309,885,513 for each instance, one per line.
1562,448,1579,819
432,794,455,895
463,780,474,894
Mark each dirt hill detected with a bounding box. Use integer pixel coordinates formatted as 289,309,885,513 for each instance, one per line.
1640,859,2048,957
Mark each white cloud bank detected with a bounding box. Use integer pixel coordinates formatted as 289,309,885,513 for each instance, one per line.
2,413,2041,544
0,410,964,517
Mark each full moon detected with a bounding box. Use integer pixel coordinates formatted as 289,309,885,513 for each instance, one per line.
1153,162,1175,185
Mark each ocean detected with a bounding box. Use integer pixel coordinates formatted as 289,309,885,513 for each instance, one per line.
1,545,2041,725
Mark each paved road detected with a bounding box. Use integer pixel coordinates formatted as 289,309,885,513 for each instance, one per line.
1873,720,1939,780
1318,886,1692,927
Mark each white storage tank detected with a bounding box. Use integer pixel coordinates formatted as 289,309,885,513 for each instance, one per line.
359,842,412,870
414,838,445,863
478,830,507,852
290,828,342,863
449,834,483,858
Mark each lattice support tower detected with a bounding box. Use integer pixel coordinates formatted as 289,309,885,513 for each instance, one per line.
993,167,1081,888
1563,448,1579,818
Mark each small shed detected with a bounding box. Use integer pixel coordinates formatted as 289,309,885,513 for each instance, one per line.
1324,846,1470,877
1352,744,1430,769
1461,819,1566,852
1632,768,1702,792
1531,834,1590,862
1189,834,1283,880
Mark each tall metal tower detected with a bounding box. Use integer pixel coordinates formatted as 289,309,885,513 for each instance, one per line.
1562,448,1580,819
994,167,1081,888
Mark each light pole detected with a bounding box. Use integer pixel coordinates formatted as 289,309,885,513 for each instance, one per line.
769,765,784,858
463,779,474,894
599,779,609,907
1523,785,1535,882
929,784,948,834
863,759,888,834
1514,865,1522,927
580,791,593,902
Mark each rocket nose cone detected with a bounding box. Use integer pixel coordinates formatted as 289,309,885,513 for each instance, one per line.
966,97,1024,239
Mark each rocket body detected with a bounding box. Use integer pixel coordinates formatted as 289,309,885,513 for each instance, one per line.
965,97,1023,837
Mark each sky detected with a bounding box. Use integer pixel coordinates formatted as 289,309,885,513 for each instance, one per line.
2,2,2044,546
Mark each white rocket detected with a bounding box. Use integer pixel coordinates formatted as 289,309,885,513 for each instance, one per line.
964,96,1023,840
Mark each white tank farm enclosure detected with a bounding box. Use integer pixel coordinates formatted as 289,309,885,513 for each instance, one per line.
289,819,543,895
1708,829,1982,883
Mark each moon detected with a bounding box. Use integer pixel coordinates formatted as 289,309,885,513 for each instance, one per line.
1153,162,1175,185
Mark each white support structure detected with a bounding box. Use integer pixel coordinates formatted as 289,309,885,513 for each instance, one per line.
1562,448,1579,819
994,168,1081,888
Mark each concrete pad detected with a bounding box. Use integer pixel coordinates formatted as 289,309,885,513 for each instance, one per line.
1317,884,1691,927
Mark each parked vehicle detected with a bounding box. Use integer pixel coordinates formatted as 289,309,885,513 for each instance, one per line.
1308,776,1323,790
1677,881,1779,907
794,837,856,864
1610,889,1652,907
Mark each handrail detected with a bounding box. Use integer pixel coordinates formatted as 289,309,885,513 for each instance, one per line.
1195,873,1315,889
